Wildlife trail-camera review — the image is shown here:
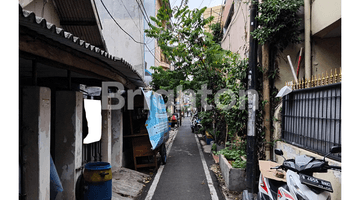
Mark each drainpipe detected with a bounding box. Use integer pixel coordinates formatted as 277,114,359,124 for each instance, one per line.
246,0,258,193
305,0,311,79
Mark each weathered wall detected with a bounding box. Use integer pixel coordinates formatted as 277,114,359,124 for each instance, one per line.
274,36,341,90
153,0,171,71
203,5,224,33
221,0,250,59
20,0,61,27
311,0,341,37
219,154,246,192
21,87,51,200
274,40,305,90
54,91,83,200
274,0,341,90
102,98,112,163
95,0,145,79
144,0,156,80
111,109,123,171
312,37,341,76
275,141,341,200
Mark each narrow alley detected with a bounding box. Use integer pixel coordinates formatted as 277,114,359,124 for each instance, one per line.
139,117,225,200
17,0,343,199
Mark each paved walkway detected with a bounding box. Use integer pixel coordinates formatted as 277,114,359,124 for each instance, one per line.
140,117,224,200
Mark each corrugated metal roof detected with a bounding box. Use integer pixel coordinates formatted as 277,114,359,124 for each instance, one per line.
53,0,106,50
19,5,146,87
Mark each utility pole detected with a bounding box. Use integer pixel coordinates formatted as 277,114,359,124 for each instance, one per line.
246,0,258,194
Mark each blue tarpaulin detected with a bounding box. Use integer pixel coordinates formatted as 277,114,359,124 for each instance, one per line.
50,155,63,199
142,89,168,150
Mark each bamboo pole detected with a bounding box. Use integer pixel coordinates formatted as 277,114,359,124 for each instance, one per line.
263,43,271,160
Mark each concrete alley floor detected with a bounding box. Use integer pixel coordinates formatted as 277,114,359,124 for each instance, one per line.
138,117,225,200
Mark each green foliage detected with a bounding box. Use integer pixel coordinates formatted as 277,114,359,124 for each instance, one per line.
232,159,247,169
216,148,241,160
209,22,223,45
146,1,250,143
211,143,217,151
213,141,247,168
251,0,304,51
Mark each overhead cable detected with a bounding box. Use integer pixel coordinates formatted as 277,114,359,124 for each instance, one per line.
100,0,161,63
118,0,141,34
135,0,151,24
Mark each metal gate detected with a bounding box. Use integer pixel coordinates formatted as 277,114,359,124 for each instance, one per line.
281,83,341,161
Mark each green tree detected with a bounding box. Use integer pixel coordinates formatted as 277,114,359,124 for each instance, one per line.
251,0,303,51
209,22,223,45
145,1,249,142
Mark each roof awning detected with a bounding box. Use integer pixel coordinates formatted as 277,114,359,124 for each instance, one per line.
19,5,146,88
52,0,107,51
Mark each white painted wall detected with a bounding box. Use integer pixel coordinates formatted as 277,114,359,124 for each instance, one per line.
95,0,145,80
221,0,250,59
311,0,341,36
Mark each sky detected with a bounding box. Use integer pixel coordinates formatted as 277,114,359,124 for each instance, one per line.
170,0,224,10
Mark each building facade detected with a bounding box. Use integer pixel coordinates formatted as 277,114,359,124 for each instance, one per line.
220,0,341,199
221,0,250,59
95,0,146,80
19,0,147,199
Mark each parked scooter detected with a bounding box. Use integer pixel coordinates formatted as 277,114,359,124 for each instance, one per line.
258,146,341,200
190,113,202,133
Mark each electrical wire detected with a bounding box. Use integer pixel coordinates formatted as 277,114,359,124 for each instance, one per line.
146,37,155,45
198,0,205,9
207,0,214,7
171,0,179,7
116,1,154,45
135,0,151,24
145,46,156,52
118,0,141,34
100,0,161,63
138,0,152,23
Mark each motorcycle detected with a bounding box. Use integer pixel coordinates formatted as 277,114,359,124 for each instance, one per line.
190,113,202,133
258,146,341,200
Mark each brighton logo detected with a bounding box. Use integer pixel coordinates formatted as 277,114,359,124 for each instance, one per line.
101,82,258,111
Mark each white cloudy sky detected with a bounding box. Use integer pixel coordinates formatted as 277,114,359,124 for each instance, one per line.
170,0,224,10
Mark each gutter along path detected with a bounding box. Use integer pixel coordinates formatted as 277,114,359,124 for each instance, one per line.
141,117,224,200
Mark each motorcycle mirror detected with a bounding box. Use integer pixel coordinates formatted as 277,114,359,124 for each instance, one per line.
275,149,283,156
323,146,341,160
330,146,341,154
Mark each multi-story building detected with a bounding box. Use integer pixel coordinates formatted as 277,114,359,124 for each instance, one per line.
203,5,224,33
220,0,341,199
154,0,172,72
18,0,165,199
221,0,250,58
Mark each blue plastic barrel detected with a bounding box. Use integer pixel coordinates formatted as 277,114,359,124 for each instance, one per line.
83,162,112,200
